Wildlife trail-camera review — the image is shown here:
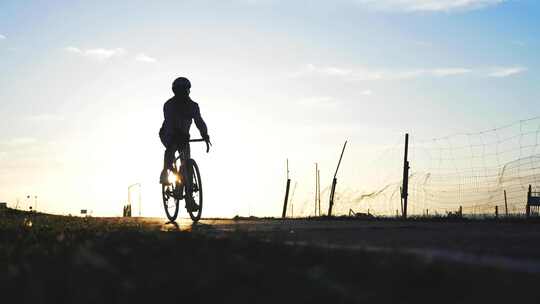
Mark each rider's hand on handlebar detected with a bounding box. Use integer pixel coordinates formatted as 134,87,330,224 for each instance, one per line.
203,135,212,153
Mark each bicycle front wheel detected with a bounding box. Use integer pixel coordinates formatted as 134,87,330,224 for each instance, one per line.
162,182,180,222
186,159,203,222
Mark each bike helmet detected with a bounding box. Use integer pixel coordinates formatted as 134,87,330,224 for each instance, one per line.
172,77,191,91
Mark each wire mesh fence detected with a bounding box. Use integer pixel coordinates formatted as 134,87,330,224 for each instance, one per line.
290,116,540,217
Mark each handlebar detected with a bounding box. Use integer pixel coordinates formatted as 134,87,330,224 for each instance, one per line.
189,138,212,152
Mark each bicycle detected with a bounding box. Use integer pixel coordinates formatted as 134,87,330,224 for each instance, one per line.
161,138,209,223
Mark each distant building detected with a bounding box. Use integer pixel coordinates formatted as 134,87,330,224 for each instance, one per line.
0,202,7,209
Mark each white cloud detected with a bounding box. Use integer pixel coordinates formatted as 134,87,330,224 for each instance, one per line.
1,138,37,146
488,66,527,78
361,90,373,96
25,114,64,122
0,34,6,40
64,46,126,60
65,46,82,54
432,68,471,77
415,41,433,47
356,0,505,12
293,64,472,81
135,53,157,63
297,96,338,108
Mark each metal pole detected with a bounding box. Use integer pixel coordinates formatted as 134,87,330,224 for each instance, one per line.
401,133,410,219
128,187,131,213
138,185,142,217
128,183,141,217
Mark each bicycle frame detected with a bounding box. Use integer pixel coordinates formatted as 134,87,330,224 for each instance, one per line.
168,139,207,199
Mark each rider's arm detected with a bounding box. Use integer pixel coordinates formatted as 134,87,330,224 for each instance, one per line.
193,103,209,140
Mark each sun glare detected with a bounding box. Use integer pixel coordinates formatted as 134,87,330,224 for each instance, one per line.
167,171,178,184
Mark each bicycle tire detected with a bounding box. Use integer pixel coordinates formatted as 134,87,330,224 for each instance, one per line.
186,159,203,222
162,181,180,222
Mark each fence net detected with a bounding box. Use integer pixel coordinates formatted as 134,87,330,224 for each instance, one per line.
302,117,540,217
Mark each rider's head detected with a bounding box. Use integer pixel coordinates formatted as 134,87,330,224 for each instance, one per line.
172,77,191,96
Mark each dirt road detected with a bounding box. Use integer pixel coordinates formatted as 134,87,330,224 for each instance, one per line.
143,217,540,273
4,210,540,303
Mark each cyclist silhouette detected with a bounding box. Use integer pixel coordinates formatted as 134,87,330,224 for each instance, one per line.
159,77,211,211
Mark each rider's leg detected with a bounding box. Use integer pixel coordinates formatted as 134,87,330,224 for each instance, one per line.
160,132,176,184
180,144,198,211
181,160,194,191
164,146,176,171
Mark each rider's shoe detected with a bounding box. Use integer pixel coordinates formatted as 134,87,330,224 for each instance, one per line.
185,196,199,212
160,169,170,185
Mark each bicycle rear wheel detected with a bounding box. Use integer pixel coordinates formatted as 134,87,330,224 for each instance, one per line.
186,159,203,222
162,171,180,222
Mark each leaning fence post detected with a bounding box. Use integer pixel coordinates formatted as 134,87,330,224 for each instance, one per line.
328,141,347,217
282,159,291,218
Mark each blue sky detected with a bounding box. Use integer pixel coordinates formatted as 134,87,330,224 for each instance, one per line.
0,0,539,217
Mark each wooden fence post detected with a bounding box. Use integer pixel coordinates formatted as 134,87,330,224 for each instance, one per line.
282,159,291,218
328,141,347,217
401,133,410,219
504,190,508,216
526,184,532,218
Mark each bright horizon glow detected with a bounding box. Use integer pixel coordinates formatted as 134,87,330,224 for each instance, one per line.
0,0,539,218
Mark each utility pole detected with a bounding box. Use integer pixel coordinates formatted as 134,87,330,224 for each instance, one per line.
401,133,410,219
282,159,291,218
328,140,347,217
